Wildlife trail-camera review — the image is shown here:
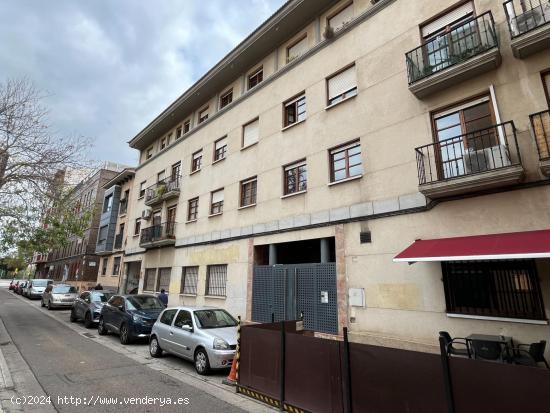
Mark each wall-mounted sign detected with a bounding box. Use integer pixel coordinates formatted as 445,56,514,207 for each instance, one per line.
320,291,329,304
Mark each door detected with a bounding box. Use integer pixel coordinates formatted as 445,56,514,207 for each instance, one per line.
152,210,161,239
170,310,194,359
156,309,178,352
124,262,141,293
166,206,177,236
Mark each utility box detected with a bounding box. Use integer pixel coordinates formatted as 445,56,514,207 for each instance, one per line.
349,288,365,307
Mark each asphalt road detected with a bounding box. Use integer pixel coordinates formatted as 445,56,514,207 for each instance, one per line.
0,288,246,413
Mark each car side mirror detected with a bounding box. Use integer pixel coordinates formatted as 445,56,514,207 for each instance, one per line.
117,305,124,312
181,324,193,332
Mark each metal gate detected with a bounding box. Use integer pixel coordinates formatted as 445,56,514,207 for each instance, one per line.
252,263,338,334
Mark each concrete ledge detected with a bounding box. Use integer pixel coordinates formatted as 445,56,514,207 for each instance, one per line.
0,346,14,390
510,23,550,59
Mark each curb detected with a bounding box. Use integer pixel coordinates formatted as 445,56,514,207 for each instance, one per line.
0,323,14,390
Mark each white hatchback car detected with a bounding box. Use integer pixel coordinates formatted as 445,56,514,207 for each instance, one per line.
149,306,237,375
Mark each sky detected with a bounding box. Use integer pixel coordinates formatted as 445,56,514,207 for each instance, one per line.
0,0,285,166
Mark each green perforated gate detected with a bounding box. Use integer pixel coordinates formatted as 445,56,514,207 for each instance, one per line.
252,263,338,334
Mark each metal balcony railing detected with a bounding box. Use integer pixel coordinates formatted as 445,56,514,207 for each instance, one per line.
415,121,522,185
114,233,123,250
504,0,550,38
145,175,181,203
406,11,498,84
140,222,176,245
530,109,550,160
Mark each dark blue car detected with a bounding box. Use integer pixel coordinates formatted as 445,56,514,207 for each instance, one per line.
98,294,164,344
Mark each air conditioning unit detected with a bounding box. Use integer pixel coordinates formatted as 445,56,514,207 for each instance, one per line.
141,209,152,220
463,145,510,174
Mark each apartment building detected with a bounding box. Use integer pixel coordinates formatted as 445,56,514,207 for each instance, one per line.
95,168,136,291
125,0,550,353
45,165,125,291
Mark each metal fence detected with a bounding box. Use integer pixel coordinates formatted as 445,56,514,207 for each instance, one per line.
139,222,176,245
145,175,181,203
504,0,550,38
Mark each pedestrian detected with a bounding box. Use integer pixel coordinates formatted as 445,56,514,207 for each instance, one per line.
94,283,103,290
158,289,168,307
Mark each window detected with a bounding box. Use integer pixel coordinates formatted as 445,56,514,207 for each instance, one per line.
220,89,233,109
191,150,202,172
102,194,113,213
157,170,165,183
146,147,153,160
160,309,177,325
174,310,193,328
214,137,227,162
139,181,146,198
186,197,199,222
543,71,550,107
160,136,167,150
287,35,308,62
134,218,141,236
170,162,181,181
144,268,156,292
284,160,307,195
157,267,171,292
98,225,108,243
328,2,354,31
210,189,224,215
240,177,257,207
183,120,190,134
198,107,209,124
181,266,199,295
206,265,227,297
442,260,546,321
327,65,357,106
248,67,263,89
330,140,363,182
167,205,177,225
176,126,182,140
101,258,108,276
284,94,306,127
113,257,121,276
242,118,259,148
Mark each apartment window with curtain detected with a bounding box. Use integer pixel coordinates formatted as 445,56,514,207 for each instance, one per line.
206,265,227,297
240,177,257,207
210,189,224,215
144,268,156,292
284,160,307,195
284,94,306,127
327,2,354,31
183,120,191,133
330,140,363,182
248,67,263,89
134,218,141,236
112,257,121,276
242,118,259,148
156,267,171,292
198,107,209,124
220,89,233,109
139,181,146,198
327,65,357,106
287,35,308,62
181,266,199,295
214,137,227,162
191,150,202,172
187,197,199,221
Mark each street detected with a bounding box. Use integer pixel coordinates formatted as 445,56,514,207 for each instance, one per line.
0,287,270,413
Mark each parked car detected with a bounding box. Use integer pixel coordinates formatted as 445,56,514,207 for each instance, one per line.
41,284,78,310
149,306,238,375
22,282,32,297
98,294,164,344
9,279,20,291
26,279,53,299
15,281,27,295
71,290,115,328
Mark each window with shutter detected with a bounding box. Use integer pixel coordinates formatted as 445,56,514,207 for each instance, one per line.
327,65,357,105
191,150,202,172
242,119,259,148
144,269,156,292
214,137,227,161
328,3,354,31
156,268,171,292
421,2,474,38
287,36,308,62
210,189,224,215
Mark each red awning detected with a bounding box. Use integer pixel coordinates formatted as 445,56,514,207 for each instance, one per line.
394,229,550,262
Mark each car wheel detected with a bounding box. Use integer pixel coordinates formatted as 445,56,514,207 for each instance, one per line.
119,323,132,345
70,309,77,322
194,348,211,375
84,312,93,328
149,336,163,358
47,300,52,311
98,317,107,335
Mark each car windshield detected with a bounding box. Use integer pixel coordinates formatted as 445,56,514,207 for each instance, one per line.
53,286,77,294
32,280,48,287
91,292,114,303
126,296,163,311
194,309,237,329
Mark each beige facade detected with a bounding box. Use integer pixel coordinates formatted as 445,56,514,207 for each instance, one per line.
124,0,550,355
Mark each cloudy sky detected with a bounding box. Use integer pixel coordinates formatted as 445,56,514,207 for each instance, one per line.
0,0,284,166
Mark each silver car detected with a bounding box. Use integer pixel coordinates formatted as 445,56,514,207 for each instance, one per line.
41,284,78,310
149,306,237,375
26,279,52,299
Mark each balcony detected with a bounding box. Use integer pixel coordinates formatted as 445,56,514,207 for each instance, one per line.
139,222,176,248
144,175,181,206
114,233,123,250
530,109,550,175
406,12,500,98
504,0,550,58
415,122,524,199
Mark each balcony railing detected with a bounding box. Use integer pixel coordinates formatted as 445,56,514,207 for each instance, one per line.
119,199,128,215
504,0,550,38
114,233,123,250
145,175,181,205
140,222,176,246
406,12,498,85
415,122,522,186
